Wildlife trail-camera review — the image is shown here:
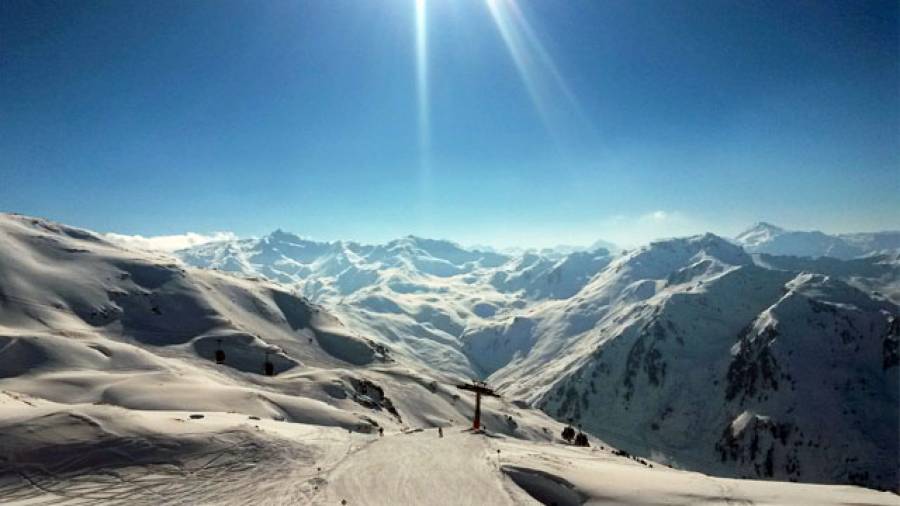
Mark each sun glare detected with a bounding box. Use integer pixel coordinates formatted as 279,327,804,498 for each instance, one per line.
415,0,430,159
485,0,585,139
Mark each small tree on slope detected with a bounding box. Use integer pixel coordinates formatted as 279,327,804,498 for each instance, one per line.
562,425,575,443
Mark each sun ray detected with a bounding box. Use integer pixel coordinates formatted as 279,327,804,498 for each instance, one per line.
485,0,588,140
415,0,430,159
414,0,433,227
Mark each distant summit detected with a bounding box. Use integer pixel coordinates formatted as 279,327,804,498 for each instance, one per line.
735,222,785,248
735,223,900,259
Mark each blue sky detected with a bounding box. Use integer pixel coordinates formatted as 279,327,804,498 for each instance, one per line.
1,0,897,248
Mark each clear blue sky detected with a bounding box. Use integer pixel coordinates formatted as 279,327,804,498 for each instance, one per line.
1,0,897,247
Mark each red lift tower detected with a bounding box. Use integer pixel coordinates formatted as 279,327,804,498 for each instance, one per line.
456,381,499,430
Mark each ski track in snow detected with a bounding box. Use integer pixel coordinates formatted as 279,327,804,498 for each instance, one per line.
0,426,354,505
2,422,899,505
0,427,526,506
324,429,534,506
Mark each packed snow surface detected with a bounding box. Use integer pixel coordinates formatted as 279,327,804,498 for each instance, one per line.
3,396,898,505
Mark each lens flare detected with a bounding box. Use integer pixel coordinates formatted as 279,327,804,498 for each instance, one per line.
414,0,433,225
415,0,430,158
485,0,587,140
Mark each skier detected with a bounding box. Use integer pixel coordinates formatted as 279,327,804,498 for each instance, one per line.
379,427,384,437
438,427,443,438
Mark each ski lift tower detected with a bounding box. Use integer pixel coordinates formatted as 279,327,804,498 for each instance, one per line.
456,381,499,430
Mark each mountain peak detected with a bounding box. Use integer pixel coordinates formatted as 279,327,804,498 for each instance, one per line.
736,222,786,246
742,222,785,236
753,221,784,231
627,233,751,273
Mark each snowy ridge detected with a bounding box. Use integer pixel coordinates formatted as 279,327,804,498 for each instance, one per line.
736,222,786,249
735,222,900,259
477,236,899,490
178,230,617,378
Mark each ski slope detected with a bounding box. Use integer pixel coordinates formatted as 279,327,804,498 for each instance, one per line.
2,393,897,506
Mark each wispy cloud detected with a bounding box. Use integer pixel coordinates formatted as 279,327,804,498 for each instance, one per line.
104,231,237,252
644,210,669,222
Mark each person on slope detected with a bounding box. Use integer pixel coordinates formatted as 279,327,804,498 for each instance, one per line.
438,427,443,438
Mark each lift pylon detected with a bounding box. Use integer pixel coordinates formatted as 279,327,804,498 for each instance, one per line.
456,381,499,430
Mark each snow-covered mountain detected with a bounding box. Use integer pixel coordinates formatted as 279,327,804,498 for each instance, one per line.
467,234,899,490
735,222,787,249
3,213,898,503
178,231,617,378
175,226,900,491
0,213,640,505
736,222,900,259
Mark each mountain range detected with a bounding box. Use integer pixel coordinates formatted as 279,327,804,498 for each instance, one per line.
1,213,898,502
735,222,900,259
173,221,900,490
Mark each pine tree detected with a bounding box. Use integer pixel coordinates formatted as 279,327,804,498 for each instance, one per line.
561,425,575,443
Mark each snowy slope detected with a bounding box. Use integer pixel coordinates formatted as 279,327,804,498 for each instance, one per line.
489,249,614,300
736,222,900,259
841,232,900,255
0,213,628,502
178,231,616,378
467,234,899,491
3,395,897,505
0,214,594,440
735,222,786,249
752,252,900,304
